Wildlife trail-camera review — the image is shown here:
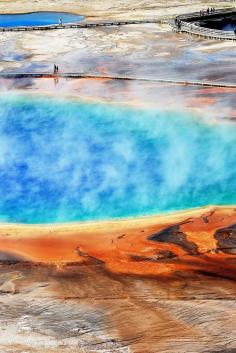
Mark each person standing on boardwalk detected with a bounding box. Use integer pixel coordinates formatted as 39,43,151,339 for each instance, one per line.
53,64,60,75
177,20,182,31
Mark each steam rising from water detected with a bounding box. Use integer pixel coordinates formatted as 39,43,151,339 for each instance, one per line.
0,94,236,223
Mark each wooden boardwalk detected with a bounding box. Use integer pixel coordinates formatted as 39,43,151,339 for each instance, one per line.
177,7,235,22
0,19,161,32
173,8,236,41
1,72,236,88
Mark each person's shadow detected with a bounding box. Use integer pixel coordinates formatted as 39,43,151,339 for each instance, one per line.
54,76,59,85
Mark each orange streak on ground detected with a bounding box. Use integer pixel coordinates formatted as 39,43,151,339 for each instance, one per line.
187,97,216,106
196,87,236,95
0,206,235,277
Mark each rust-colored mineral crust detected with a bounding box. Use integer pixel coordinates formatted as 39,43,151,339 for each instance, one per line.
0,206,235,278
0,206,236,353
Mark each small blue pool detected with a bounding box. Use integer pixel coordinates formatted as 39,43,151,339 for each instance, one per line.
0,11,84,28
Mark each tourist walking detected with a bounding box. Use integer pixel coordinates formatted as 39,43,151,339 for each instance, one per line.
53,64,59,74
174,18,182,31
177,20,182,30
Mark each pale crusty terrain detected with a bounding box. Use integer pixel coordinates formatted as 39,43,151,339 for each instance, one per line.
0,263,235,353
0,206,236,353
0,0,233,19
0,1,236,83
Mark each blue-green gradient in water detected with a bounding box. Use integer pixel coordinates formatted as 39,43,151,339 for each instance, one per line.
0,12,83,28
0,94,236,223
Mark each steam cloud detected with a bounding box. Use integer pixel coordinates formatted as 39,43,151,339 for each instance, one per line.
0,93,235,223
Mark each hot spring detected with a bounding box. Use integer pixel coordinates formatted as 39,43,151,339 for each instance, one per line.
0,94,236,224
0,12,83,28
199,13,236,31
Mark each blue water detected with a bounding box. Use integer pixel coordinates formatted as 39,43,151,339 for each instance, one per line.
0,12,83,27
223,24,236,31
0,94,236,224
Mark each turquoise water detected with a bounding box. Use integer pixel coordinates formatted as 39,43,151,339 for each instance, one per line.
0,12,83,28
0,94,236,223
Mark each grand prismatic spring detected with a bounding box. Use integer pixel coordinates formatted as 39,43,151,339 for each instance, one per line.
1,94,236,224
0,1,236,353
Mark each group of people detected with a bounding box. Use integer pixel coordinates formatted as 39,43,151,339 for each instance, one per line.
175,7,217,30
200,8,216,16
53,64,59,74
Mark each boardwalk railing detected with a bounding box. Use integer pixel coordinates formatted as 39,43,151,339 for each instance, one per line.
0,19,161,32
179,21,236,40
1,72,236,88
173,8,236,41
176,7,235,21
